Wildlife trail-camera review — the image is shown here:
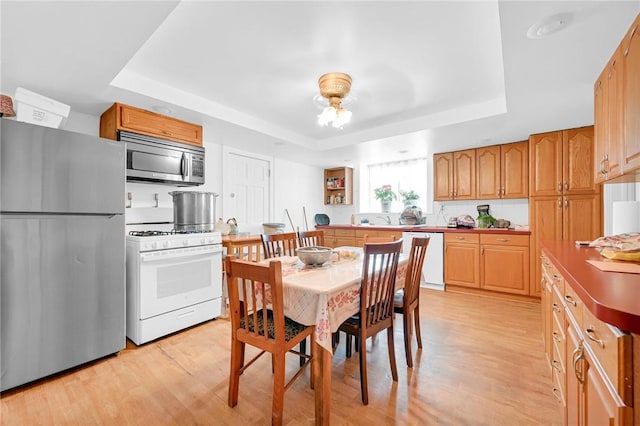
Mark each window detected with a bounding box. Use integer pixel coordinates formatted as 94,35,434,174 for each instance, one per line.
363,158,432,213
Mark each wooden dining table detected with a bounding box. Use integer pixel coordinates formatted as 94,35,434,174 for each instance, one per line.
266,247,408,425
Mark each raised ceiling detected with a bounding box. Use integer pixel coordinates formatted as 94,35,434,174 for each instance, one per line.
1,1,638,167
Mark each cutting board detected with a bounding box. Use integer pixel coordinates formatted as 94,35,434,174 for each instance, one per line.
586,259,640,274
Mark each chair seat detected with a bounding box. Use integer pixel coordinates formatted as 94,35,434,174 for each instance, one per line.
240,310,308,342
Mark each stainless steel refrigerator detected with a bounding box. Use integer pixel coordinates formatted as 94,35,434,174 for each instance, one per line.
1,119,126,391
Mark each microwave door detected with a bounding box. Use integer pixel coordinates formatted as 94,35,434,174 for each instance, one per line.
128,148,183,183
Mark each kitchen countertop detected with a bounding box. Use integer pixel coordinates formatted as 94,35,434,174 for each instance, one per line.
542,240,640,334
316,224,530,235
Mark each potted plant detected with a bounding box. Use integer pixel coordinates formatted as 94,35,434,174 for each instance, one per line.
399,190,420,207
374,185,397,213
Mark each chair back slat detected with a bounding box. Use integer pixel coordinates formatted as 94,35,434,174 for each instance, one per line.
361,240,402,329
297,230,325,247
261,232,299,258
405,237,430,305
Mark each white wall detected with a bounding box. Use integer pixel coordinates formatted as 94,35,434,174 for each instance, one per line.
603,182,640,235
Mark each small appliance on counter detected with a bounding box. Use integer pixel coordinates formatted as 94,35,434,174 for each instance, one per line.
400,205,423,225
447,216,458,228
456,214,476,228
476,204,496,228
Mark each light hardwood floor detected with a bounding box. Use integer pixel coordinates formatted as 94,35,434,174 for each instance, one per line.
1,289,562,425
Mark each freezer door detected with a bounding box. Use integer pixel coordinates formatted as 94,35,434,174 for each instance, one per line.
0,214,125,391
0,120,125,214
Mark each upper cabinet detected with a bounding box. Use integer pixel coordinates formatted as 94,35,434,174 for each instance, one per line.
476,141,528,199
530,126,598,197
434,149,476,201
100,103,203,147
595,13,640,182
594,46,623,183
324,167,353,205
622,14,640,174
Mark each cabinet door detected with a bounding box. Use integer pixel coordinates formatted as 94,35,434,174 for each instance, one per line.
501,141,529,199
566,324,583,426
480,244,529,295
530,131,563,197
563,127,598,195
453,149,476,200
562,195,602,242
541,270,553,369
444,243,479,288
622,15,640,173
594,67,608,184
434,153,454,201
606,49,623,181
529,197,563,297
119,104,202,146
476,145,501,199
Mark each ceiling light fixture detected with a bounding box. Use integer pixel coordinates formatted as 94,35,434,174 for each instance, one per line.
317,72,352,129
526,13,573,39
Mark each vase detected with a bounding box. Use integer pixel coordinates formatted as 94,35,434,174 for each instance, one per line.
380,200,392,213
404,200,417,208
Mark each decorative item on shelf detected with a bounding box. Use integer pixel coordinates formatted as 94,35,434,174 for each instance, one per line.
316,72,353,129
399,190,419,207
0,94,16,117
227,218,238,235
374,184,397,213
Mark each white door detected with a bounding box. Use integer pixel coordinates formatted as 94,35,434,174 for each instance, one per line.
222,149,271,228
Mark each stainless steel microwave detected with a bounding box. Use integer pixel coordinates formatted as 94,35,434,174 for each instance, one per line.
119,131,204,186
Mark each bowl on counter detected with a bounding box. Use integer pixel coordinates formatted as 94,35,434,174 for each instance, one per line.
296,246,333,266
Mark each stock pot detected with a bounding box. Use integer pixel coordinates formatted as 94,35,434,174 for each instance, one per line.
169,191,218,232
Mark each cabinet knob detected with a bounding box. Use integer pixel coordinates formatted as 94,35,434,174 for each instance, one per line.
557,183,562,193
624,25,638,56
585,327,605,348
564,294,577,307
557,199,562,208
564,182,569,191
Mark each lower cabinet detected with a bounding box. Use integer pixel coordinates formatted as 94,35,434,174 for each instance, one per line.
480,234,530,295
541,249,634,425
445,232,531,296
322,228,355,248
444,233,480,288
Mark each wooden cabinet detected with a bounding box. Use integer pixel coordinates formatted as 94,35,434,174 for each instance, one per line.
476,141,528,199
324,167,353,205
479,234,529,295
444,233,479,288
434,149,476,201
530,127,598,197
541,250,634,425
323,228,355,248
529,126,601,297
100,102,203,146
594,46,623,183
622,14,640,174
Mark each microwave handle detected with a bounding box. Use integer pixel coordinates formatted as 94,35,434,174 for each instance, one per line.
180,153,188,179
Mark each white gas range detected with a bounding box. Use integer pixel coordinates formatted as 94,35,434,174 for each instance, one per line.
125,230,223,345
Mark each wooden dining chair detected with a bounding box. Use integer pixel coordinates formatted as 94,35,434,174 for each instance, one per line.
297,230,325,247
338,240,402,405
225,256,315,426
261,231,307,366
261,232,299,258
363,234,396,243
394,236,429,368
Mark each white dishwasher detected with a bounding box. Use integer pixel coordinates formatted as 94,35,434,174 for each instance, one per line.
401,232,445,291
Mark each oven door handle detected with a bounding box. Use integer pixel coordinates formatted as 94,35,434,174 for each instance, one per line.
140,245,222,262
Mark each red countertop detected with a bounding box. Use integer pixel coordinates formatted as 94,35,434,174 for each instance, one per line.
316,224,530,235
542,240,640,334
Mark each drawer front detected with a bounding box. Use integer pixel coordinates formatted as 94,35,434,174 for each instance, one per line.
445,233,479,244
552,367,566,407
563,283,582,329
581,306,633,405
541,253,564,294
334,229,356,237
480,234,529,246
551,285,566,363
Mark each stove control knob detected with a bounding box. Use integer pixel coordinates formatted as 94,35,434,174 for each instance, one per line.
200,238,206,245
151,242,158,249
163,241,169,248
183,240,189,246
